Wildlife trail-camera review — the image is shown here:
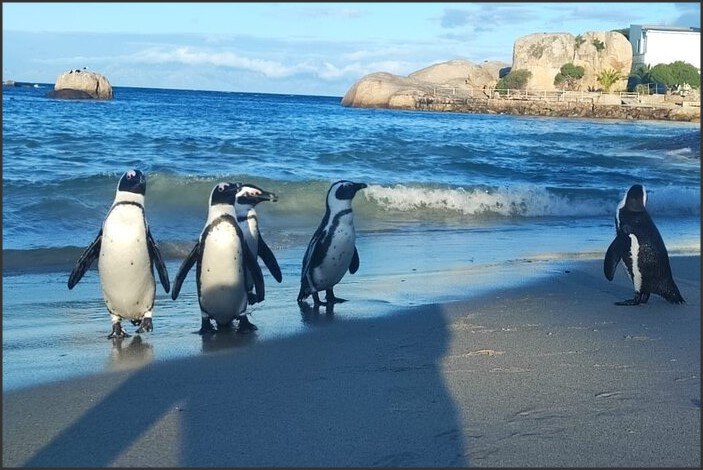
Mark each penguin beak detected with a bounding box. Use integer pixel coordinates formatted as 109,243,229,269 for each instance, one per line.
353,182,367,194
238,187,277,205
257,190,278,203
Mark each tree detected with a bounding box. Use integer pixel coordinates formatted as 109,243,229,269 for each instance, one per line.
495,69,532,93
554,63,585,90
597,69,623,92
648,64,675,89
668,61,700,88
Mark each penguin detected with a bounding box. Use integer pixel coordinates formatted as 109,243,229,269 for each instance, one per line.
297,180,367,306
234,183,282,303
171,182,265,334
604,184,685,306
68,169,171,339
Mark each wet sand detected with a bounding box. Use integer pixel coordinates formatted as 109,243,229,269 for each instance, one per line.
2,255,699,467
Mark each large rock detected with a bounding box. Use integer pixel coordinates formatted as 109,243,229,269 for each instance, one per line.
341,60,508,108
512,31,632,91
409,59,506,88
341,72,428,108
50,69,113,100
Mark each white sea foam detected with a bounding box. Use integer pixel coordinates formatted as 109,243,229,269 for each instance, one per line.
362,184,608,218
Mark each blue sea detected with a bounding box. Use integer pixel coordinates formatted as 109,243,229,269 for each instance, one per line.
2,84,700,391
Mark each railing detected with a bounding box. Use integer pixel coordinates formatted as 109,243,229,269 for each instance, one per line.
429,86,642,103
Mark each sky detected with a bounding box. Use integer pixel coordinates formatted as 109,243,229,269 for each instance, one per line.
2,2,700,97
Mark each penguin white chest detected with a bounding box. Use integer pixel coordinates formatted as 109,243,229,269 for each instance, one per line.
627,233,642,291
98,205,155,320
199,222,247,318
313,221,355,289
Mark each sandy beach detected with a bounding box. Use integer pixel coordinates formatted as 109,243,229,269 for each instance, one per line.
2,255,700,467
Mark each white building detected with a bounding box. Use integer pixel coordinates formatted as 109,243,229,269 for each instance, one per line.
629,24,701,70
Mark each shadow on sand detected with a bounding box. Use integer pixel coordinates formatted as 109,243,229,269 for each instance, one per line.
5,304,470,467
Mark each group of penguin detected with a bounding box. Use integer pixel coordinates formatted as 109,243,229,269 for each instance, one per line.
68,170,367,338
68,169,684,340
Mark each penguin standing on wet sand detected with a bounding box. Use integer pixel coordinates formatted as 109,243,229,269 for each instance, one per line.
298,180,367,306
604,183,685,305
171,182,265,334
68,169,171,339
235,183,282,303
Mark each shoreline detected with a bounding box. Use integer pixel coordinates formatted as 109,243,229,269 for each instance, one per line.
3,255,699,467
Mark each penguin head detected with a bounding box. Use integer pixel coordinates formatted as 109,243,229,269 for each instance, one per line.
236,184,278,208
117,169,146,195
328,180,367,204
624,184,647,212
209,182,242,206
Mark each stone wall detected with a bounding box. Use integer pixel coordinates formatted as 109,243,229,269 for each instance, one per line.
413,96,700,122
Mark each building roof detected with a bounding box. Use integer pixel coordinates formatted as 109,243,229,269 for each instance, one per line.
633,24,701,33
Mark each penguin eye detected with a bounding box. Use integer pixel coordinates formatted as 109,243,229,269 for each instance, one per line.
126,170,136,180
217,183,228,192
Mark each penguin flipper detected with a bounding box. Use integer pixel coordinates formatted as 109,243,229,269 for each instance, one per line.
171,242,199,300
258,234,282,282
349,246,360,274
300,228,326,280
604,236,626,281
147,229,170,293
68,230,102,289
298,226,327,302
244,242,265,303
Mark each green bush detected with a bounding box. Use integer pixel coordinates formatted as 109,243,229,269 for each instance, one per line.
649,64,675,88
630,62,700,92
592,39,606,52
668,61,700,88
495,69,532,93
554,63,585,90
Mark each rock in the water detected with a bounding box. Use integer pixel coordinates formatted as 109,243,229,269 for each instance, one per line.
50,69,113,100
47,89,95,100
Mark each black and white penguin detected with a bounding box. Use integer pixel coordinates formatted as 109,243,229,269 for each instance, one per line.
68,169,171,339
171,182,265,334
297,180,367,306
235,183,282,303
604,184,685,305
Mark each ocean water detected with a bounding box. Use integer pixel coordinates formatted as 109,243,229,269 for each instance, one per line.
3,84,700,391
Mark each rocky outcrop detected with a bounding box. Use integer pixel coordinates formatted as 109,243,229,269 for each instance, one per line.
409,59,507,88
512,31,632,91
48,69,113,100
341,31,632,109
341,60,508,108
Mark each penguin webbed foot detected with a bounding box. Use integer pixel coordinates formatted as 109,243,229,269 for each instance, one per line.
135,317,153,333
237,315,258,334
324,289,347,305
614,292,648,306
199,318,216,335
108,322,130,339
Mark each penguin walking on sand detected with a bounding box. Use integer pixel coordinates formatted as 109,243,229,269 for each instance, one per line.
235,183,282,303
171,182,265,334
604,184,685,305
68,169,171,339
298,180,367,306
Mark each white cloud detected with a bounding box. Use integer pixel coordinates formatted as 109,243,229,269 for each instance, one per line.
130,47,294,78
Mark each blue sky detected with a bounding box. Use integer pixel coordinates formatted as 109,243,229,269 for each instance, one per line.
2,2,700,96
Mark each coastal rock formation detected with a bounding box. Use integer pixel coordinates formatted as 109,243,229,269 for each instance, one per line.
409,59,507,88
48,69,113,100
512,31,632,91
341,60,508,108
